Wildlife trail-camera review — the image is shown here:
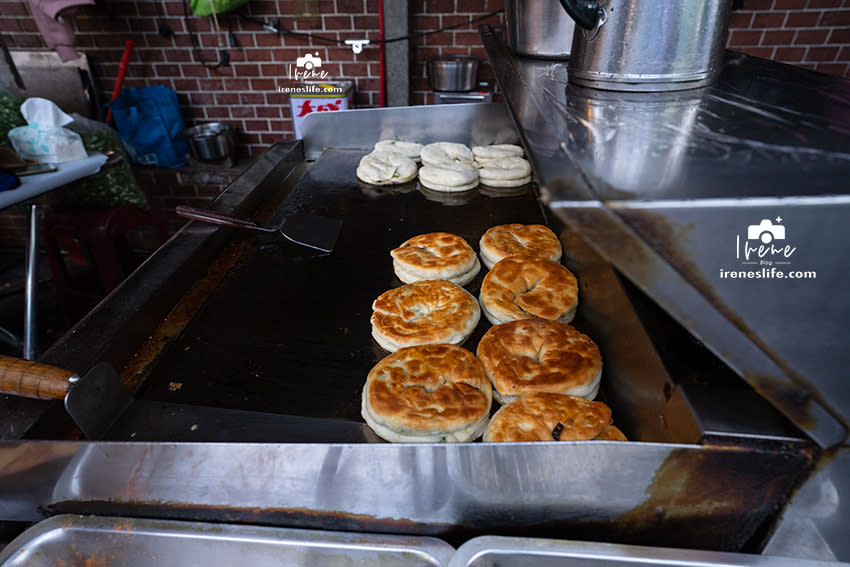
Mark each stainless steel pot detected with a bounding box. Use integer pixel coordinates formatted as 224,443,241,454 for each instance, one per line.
506,0,575,59
560,0,733,91
427,55,480,92
183,122,238,162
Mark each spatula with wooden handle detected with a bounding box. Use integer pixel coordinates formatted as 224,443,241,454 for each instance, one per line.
0,355,131,440
0,356,377,442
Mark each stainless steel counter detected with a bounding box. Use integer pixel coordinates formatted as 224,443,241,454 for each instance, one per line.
1,45,848,560
482,25,850,450
481,24,850,561
0,102,823,555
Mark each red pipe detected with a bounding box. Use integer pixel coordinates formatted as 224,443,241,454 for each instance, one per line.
378,0,386,108
106,40,134,125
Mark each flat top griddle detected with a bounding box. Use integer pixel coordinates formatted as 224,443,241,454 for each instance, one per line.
136,149,557,422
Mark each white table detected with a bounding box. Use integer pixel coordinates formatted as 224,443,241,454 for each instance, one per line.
0,152,107,359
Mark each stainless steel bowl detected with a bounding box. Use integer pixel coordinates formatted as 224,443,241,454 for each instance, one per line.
183,122,238,162
427,56,481,92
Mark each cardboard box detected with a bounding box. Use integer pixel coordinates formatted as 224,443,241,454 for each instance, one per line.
289,80,354,139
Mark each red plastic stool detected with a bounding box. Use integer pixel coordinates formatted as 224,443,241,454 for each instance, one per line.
43,206,168,322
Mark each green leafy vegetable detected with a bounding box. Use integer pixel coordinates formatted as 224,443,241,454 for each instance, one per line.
63,118,149,209
0,92,26,148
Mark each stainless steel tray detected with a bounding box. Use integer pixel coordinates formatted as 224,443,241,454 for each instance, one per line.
0,514,454,567
449,536,850,567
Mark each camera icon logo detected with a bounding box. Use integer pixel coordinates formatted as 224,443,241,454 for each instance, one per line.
747,219,785,244
296,53,322,70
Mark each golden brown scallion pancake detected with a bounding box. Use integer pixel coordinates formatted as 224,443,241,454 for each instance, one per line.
477,319,602,404
362,343,492,442
479,224,562,269
371,279,481,352
483,392,613,443
479,256,578,325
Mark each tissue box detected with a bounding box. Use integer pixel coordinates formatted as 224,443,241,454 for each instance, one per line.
7,97,87,164
9,123,87,163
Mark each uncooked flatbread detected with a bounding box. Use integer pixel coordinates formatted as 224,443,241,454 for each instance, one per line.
357,150,419,185
374,140,424,161
420,142,474,167
477,156,532,188
472,144,524,161
419,162,479,192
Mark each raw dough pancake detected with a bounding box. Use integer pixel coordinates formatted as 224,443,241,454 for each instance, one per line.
420,142,474,166
479,256,578,325
483,392,613,443
371,279,481,352
418,162,479,192
357,150,419,185
375,140,423,161
480,224,563,269
478,175,532,188
472,144,524,161
477,156,532,188
477,319,602,404
362,343,492,443
391,232,480,286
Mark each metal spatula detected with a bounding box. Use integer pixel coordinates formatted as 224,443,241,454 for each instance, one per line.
0,356,375,442
176,205,343,253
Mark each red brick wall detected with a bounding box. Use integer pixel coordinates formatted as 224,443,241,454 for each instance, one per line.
1,0,848,147
1,0,848,250
726,0,850,77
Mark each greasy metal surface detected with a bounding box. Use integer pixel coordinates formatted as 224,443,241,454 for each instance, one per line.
0,142,306,441
482,25,850,448
556,224,677,442
0,442,79,522
0,439,814,551
0,514,455,567
116,151,307,398
763,448,850,562
450,536,850,567
0,106,823,551
133,148,552,422
104,401,378,443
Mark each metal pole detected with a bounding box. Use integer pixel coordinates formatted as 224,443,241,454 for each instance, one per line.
23,203,39,360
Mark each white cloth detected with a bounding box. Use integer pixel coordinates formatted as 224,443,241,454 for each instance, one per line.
0,152,107,211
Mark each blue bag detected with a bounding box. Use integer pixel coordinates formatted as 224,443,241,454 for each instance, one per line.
0,169,20,191
108,85,187,168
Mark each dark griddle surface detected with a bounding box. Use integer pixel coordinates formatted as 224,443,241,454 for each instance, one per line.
137,149,554,421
